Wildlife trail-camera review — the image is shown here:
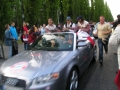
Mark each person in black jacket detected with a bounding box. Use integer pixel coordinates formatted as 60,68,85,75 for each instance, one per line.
112,14,120,54
113,14,120,29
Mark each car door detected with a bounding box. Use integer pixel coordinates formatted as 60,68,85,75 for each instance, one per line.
77,45,89,73
86,42,92,63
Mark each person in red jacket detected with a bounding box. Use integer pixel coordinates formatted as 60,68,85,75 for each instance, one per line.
23,22,28,34
28,26,40,45
22,31,29,50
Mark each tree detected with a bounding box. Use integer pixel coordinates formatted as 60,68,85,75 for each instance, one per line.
0,0,17,40
0,0,114,40
89,0,113,22
62,0,70,22
104,2,113,21
23,0,43,26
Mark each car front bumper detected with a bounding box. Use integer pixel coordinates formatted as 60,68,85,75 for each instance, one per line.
29,81,66,90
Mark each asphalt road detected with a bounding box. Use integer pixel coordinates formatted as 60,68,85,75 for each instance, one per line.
79,44,118,90
0,43,118,90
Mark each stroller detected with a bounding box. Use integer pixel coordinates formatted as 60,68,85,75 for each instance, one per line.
12,40,18,56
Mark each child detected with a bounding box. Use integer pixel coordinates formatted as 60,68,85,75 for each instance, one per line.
22,31,29,50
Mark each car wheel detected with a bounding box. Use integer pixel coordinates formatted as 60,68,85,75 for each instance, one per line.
92,45,97,62
66,68,79,90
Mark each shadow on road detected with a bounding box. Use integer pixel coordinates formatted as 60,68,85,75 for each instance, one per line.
78,45,118,90
78,61,98,90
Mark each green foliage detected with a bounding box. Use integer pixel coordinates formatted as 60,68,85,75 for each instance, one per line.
104,2,114,21
89,0,113,22
0,0,16,40
0,0,114,40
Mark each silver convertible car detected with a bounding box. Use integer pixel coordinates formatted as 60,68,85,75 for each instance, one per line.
0,32,96,90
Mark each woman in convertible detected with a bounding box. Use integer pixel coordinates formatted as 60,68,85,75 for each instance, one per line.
68,16,90,34
45,18,58,33
28,26,40,45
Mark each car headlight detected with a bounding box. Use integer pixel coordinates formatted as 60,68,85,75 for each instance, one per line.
33,73,59,85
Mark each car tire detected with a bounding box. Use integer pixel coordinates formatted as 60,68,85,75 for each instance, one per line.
92,45,97,62
66,68,79,90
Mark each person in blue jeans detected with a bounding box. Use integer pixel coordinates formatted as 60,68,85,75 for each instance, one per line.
98,38,108,62
4,24,15,58
95,16,112,65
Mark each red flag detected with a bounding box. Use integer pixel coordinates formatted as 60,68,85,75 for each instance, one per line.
87,37,95,47
114,70,120,90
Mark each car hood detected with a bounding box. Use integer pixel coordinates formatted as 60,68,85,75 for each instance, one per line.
1,50,70,79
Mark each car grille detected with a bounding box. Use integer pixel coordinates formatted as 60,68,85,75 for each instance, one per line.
0,75,26,88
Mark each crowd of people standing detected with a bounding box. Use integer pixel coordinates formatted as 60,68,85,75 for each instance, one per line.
4,16,93,59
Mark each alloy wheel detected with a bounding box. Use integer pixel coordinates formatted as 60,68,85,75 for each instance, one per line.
69,70,79,90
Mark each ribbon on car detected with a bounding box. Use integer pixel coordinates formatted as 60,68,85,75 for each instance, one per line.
87,37,95,47
77,30,95,47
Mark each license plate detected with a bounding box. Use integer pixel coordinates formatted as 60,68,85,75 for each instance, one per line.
2,85,24,90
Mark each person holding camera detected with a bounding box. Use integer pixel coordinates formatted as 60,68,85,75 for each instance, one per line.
94,16,112,65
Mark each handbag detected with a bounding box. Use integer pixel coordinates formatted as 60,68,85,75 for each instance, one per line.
114,70,120,90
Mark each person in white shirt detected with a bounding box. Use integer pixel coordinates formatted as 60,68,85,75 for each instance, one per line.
69,16,90,34
77,16,90,33
38,25,43,32
46,18,57,33
63,16,76,32
109,24,120,89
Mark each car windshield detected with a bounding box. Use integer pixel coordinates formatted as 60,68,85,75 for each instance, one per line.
31,33,74,51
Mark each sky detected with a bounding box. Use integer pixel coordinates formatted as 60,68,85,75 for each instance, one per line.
104,0,120,20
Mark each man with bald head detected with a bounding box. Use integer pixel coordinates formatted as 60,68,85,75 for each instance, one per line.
97,16,112,65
